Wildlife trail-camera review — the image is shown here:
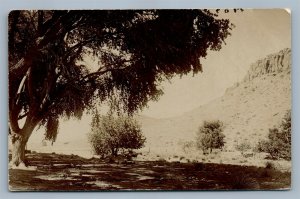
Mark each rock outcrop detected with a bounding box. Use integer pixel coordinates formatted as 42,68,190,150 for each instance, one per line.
243,48,291,82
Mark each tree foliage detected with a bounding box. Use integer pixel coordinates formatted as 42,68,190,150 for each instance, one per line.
8,9,236,165
256,110,291,160
8,10,234,142
88,111,145,157
196,120,225,154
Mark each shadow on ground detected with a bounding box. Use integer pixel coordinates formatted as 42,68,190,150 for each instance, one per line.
9,152,290,191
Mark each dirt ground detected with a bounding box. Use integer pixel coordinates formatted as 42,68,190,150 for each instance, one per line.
9,152,291,191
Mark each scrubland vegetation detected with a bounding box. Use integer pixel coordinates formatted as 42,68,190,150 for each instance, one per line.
256,110,291,160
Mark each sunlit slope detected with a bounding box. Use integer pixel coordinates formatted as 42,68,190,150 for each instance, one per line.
139,48,291,154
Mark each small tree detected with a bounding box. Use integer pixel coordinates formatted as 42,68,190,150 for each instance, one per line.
196,120,225,154
256,110,291,160
88,111,146,158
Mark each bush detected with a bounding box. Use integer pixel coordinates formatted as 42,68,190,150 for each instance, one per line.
88,112,146,158
265,161,275,169
256,110,291,160
235,140,251,155
196,120,225,154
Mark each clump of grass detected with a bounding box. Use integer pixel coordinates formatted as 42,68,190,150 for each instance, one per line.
239,159,248,164
235,141,251,156
265,161,275,169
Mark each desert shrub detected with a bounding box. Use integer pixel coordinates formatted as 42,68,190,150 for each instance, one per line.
265,161,275,169
88,112,146,158
235,140,251,155
196,120,225,154
256,110,291,160
255,140,269,153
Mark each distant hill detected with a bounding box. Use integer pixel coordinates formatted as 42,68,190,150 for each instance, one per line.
138,48,291,156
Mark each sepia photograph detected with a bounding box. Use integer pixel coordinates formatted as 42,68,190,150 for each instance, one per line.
8,9,291,191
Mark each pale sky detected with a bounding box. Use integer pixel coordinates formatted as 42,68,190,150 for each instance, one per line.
28,9,291,147
141,9,291,118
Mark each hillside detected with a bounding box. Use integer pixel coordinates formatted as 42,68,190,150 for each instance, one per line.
138,48,291,164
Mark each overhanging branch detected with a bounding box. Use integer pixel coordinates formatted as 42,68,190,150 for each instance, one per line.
81,59,132,82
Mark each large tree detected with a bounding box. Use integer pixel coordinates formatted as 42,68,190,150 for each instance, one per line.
8,9,235,166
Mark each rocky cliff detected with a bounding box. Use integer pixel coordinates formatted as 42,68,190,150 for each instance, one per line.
243,48,291,82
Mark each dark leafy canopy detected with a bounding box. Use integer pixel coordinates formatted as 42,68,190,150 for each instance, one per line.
9,10,234,142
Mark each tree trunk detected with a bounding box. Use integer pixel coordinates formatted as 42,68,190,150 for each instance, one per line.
10,125,35,167
111,148,118,156
11,134,28,167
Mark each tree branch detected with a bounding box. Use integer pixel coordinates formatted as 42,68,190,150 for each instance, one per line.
9,10,86,82
18,112,29,120
38,11,44,33
81,59,132,81
9,11,69,76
